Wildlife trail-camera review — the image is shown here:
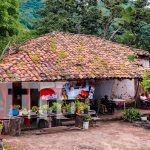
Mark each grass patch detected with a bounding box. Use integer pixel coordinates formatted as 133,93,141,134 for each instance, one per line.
128,54,136,62
49,37,57,52
30,54,40,62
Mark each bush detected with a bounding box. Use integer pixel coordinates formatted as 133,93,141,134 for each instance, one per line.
123,108,141,122
142,70,150,92
83,115,92,122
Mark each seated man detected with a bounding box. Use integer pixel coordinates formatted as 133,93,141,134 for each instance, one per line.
101,95,116,114
140,93,150,103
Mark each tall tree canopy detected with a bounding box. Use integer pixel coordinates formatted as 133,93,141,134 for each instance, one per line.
0,0,37,54
36,0,150,51
35,0,97,34
20,0,44,29
0,0,20,36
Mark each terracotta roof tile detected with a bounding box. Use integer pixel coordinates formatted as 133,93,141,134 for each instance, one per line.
0,32,148,82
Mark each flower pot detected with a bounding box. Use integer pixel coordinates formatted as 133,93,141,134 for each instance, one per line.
83,121,89,129
141,116,147,121
84,109,88,114
30,112,37,115
66,109,71,113
19,111,23,116
48,110,53,115
62,108,66,113
52,110,57,113
77,109,81,114
71,109,75,113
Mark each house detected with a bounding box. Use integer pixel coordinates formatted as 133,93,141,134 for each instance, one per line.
0,32,149,115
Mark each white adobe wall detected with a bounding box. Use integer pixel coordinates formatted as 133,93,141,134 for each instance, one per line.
140,59,150,69
94,80,114,99
94,79,136,100
111,79,135,100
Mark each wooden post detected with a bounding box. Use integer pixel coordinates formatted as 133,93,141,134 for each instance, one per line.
134,80,140,108
9,117,22,136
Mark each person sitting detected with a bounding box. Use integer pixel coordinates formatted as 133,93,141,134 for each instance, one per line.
101,95,116,114
8,105,19,116
140,93,150,103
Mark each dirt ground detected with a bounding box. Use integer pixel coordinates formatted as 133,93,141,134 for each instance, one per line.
3,121,150,150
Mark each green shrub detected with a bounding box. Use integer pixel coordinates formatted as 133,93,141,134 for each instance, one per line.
142,70,150,92
123,108,141,122
83,115,92,122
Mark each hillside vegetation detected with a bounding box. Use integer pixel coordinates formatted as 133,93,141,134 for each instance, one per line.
0,0,150,55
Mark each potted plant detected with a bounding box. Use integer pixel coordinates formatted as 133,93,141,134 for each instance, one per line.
0,121,3,135
83,115,92,129
21,108,28,115
75,101,84,114
52,102,62,113
66,104,71,113
47,106,53,115
15,105,20,110
83,104,90,114
123,108,140,122
62,105,67,113
39,104,49,115
70,102,75,113
31,106,39,115
141,115,148,121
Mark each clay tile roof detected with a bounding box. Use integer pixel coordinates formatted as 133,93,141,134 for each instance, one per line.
0,32,148,82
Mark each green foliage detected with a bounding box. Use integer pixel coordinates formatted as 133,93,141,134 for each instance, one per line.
31,106,39,112
49,37,57,51
52,102,62,111
39,104,50,111
0,0,37,55
142,70,150,92
35,0,97,34
20,0,44,29
58,49,66,60
35,0,150,51
127,54,136,62
0,27,37,54
75,101,84,110
30,54,40,62
123,108,140,122
113,0,150,51
66,103,71,110
0,0,20,36
83,115,92,122
139,24,150,50
83,104,90,111
0,121,3,131
14,105,20,111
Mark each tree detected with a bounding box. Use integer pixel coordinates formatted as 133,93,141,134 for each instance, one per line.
35,0,97,34
142,70,150,92
0,0,20,36
35,0,150,51
113,0,150,50
20,0,44,29
0,0,37,54
139,24,150,50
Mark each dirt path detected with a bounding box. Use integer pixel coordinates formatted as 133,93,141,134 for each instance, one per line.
3,121,150,150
